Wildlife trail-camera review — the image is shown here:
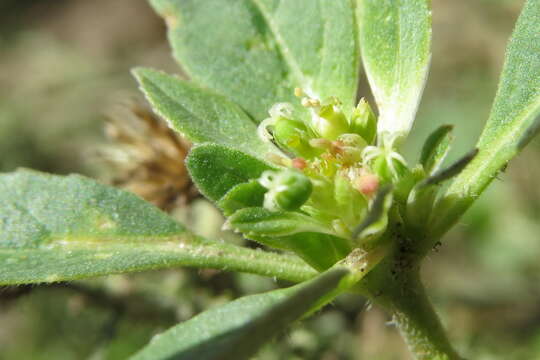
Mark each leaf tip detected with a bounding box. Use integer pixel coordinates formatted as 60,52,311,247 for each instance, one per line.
131,66,156,84
422,147,479,187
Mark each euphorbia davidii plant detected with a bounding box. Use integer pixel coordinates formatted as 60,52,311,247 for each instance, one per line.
1,1,539,359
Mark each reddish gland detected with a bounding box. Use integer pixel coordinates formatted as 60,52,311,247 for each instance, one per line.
355,173,379,196
292,158,307,170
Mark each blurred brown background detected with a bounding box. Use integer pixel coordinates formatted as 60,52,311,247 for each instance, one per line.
2,0,540,359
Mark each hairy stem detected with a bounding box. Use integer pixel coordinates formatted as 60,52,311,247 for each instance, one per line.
383,271,463,360
358,235,463,360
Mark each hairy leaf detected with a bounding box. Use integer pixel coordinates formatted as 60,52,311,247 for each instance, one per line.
249,0,359,114
422,148,478,187
218,181,267,216
409,149,478,230
150,0,358,121
227,207,331,237
0,170,316,285
477,0,540,150
352,185,393,243
358,0,432,140
419,125,453,174
186,144,275,202
130,268,351,360
227,207,351,270
253,232,352,271
406,184,437,230
133,67,272,158
432,0,540,236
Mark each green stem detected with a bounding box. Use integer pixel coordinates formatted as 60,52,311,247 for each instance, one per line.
356,235,463,360
379,271,463,360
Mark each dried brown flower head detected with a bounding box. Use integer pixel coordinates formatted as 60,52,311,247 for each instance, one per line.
98,100,198,211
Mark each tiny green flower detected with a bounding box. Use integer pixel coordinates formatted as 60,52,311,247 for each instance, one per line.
259,169,313,211
255,91,406,246
350,98,377,144
308,98,350,140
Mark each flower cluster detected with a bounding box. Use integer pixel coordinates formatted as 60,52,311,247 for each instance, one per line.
256,90,412,245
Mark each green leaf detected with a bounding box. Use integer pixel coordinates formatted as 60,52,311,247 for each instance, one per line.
133,67,272,158
218,180,267,216
187,144,275,202
250,0,359,114
408,146,478,230
0,170,317,285
227,207,332,237
352,185,393,244
406,184,437,230
254,232,351,271
422,148,478,187
227,207,353,270
432,0,540,237
0,170,184,246
419,124,453,174
358,0,432,140
477,0,540,150
519,115,540,149
150,0,358,121
130,268,351,360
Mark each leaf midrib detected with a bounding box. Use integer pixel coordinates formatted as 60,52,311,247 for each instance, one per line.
250,0,313,93
1,236,317,284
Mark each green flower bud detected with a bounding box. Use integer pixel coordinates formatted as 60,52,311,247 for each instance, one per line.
363,143,408,184
260,103,317,158
310,101,349,140
303,175,336,218
393,164,425,206
332,174,351,210
406,183,438,230
350,98,377,144
337,133,367,148
370,154,409,184
259,170,313,211
334,173,367,228
273,117,317,158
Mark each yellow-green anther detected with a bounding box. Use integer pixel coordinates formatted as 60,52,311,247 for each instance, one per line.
259,170,313,211
350,98,377,144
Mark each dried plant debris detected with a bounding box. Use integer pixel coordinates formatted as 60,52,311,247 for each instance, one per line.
98,100,198,211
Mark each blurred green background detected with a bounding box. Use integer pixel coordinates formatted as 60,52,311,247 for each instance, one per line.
1,0,539,359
